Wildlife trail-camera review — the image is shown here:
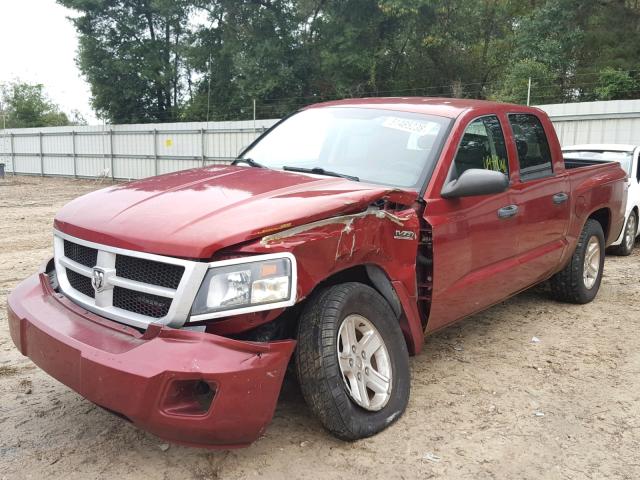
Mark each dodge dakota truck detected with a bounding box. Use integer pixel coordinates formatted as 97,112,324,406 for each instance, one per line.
8,98,628,448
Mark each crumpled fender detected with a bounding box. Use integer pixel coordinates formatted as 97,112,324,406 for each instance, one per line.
230,192,425,354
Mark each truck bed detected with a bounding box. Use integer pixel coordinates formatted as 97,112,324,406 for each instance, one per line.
564,157,609,170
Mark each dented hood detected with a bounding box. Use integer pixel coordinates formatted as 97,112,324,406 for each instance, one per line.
54,165,418,258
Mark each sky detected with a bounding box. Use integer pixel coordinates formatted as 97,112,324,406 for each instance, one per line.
0,0,97,123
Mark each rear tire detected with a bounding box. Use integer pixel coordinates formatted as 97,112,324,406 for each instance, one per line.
610,211,637,256
550,219,605,304
295,282,410,441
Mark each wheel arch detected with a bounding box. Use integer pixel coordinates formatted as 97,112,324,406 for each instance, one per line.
587,207,611,242
302,264,423,355
629,206,639,236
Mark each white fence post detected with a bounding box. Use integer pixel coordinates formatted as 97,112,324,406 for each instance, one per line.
201,128,206,167
39,132,44,176
9,132,15,175
153,128,158,176
71,131,77,178
109,128,115,179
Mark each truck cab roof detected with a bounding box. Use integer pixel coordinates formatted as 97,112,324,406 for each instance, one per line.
304,97,545,119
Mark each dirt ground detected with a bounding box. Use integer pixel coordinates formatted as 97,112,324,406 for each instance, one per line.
0,176,638,480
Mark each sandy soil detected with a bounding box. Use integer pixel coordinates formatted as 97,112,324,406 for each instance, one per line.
0,176,639,480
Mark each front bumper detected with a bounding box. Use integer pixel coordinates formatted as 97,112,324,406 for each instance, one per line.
7,270,296,448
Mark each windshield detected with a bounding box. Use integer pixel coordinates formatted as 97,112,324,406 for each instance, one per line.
240,107,452,188
563,150,633,175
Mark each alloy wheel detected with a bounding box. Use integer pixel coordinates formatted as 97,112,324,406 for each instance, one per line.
624,214,637,251
337,314,392,411
583,236,601,290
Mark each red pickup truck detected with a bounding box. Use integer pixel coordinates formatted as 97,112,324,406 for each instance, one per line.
8,98,627,448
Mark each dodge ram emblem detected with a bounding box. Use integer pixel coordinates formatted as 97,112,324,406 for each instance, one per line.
92,267,106,293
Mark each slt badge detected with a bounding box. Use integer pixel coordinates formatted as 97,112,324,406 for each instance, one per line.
394,230,416,240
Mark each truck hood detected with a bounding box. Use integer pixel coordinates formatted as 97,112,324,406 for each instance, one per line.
54,166,418,258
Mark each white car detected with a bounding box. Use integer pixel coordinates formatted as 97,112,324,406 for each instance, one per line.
563,144,640,255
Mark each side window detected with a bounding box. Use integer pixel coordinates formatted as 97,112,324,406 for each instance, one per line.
452,115,508,179
636,152,640,183
508,114,553,181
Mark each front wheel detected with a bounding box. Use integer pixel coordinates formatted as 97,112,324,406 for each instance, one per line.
550,219,605,304
610,211,637,256
295,282,410,441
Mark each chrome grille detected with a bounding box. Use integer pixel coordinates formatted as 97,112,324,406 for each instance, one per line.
53,231,208,329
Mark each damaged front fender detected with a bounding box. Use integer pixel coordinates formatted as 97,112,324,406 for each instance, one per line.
234,199,425,354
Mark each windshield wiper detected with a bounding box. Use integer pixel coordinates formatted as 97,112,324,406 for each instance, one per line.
231,157,265,168
282,166,359,182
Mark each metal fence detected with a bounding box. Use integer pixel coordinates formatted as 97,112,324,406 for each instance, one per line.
0,119,278,180
537,99,640,146
1,99,638,180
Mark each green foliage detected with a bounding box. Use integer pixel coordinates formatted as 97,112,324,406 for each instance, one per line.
490,59,561,105
182,0,305,120
58,0,193,123
57,0,640,123
0,82,70,128
513,0,584,76
594,68,639,100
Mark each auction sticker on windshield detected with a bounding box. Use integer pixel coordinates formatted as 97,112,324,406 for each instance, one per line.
382,116,441,136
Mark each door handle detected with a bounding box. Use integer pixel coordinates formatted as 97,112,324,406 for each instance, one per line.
553,192,569,204
497,204,519,219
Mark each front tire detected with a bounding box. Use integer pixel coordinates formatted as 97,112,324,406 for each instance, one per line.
610,211,637,256
550,219,605,304
295,282,410,441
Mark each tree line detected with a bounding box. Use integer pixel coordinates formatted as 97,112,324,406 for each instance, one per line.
0,83,86,129
8,0,640,127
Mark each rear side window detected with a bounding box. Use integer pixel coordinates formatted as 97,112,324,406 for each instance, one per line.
452,115,508,179
509,114,553,181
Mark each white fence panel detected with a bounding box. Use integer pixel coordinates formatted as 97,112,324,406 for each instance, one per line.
14,156,41,174
157,131,201,158
76,132,109,155
537,99,640,146
43,133,72,154
0,119,277,179
113,132,153,157
114,156,154,179
159,158,203,175
13,135,39,154
76,156,109,177
43,156,74,176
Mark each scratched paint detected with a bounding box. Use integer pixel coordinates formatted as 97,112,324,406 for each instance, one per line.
260,207,410,246
223,202,425,354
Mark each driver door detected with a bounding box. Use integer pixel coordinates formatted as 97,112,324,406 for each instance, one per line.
426,115,521,332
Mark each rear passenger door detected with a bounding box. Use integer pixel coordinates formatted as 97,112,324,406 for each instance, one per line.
508,113,570,285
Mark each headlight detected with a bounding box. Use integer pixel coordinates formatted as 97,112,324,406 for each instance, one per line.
189,253,296,321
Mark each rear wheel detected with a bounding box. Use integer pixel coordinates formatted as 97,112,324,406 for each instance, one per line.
610,211,637,256
295,282,410,440
550,219,605,304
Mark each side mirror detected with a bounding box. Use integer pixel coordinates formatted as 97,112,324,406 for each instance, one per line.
441,168,509,199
